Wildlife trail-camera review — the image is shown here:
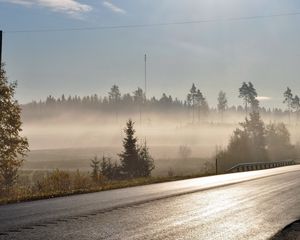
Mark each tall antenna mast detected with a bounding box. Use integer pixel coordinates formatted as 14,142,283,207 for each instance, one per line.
144,54,147,100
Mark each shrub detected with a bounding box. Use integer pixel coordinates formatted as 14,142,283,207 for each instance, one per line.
72,170,92,190
35,169,71,193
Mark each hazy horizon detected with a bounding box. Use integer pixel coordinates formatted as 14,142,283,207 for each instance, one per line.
1,0,300,108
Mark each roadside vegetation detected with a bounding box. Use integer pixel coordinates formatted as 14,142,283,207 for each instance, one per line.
217,83,296,171
0,171,214,205
0,97,158,204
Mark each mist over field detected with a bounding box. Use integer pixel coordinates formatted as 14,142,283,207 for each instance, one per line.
23,114,235,154
14,78,300,179
20,108,300,176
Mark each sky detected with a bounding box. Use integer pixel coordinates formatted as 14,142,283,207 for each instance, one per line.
0,0,300,108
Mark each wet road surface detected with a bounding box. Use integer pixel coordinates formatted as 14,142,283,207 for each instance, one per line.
0,165,299,239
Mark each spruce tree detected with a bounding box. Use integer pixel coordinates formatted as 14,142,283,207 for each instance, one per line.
0,64,29,190
119,120,155,179
119,119,139,178
90,156,100,183
138,141,155,177
100,156,121,180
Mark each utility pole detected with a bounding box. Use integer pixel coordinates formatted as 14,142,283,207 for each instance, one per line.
0,30,2,70
216,158,218,175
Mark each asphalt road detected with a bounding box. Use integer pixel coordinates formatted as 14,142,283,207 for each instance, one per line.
0,165,300,240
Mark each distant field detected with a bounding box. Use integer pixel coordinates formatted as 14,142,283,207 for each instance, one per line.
22,147,215,177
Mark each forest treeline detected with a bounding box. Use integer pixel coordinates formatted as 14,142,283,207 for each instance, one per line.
21,83,300,121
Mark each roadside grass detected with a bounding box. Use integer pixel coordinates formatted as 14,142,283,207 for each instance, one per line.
1,154,216,205
0,172,213,205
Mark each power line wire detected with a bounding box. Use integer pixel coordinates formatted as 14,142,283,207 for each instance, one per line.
3,11,300,34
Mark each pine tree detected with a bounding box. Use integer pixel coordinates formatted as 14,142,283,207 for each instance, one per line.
119,119,139,178
108,85,121,121
218,91,228,122
133,88,144,124
108,85,121,104
187,83,197,123
247,82,259,112
292,95,300,122
283,87,294,124
0,64,29,190
239,82,258,115
239,82,249,114
195,89,204,122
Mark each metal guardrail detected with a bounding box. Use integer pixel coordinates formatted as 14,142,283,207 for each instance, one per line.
227,160,296,173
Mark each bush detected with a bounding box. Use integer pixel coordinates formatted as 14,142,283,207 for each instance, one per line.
72,170,93,190
35,169,71,193
100,157,122,181
265,123,296,161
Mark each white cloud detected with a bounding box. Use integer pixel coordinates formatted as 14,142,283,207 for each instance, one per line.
4,0,32,6
1,0,92,16
256,96,272,101
102,1,126,14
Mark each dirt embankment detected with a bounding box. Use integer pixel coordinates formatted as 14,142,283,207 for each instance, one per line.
272,220,300,240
